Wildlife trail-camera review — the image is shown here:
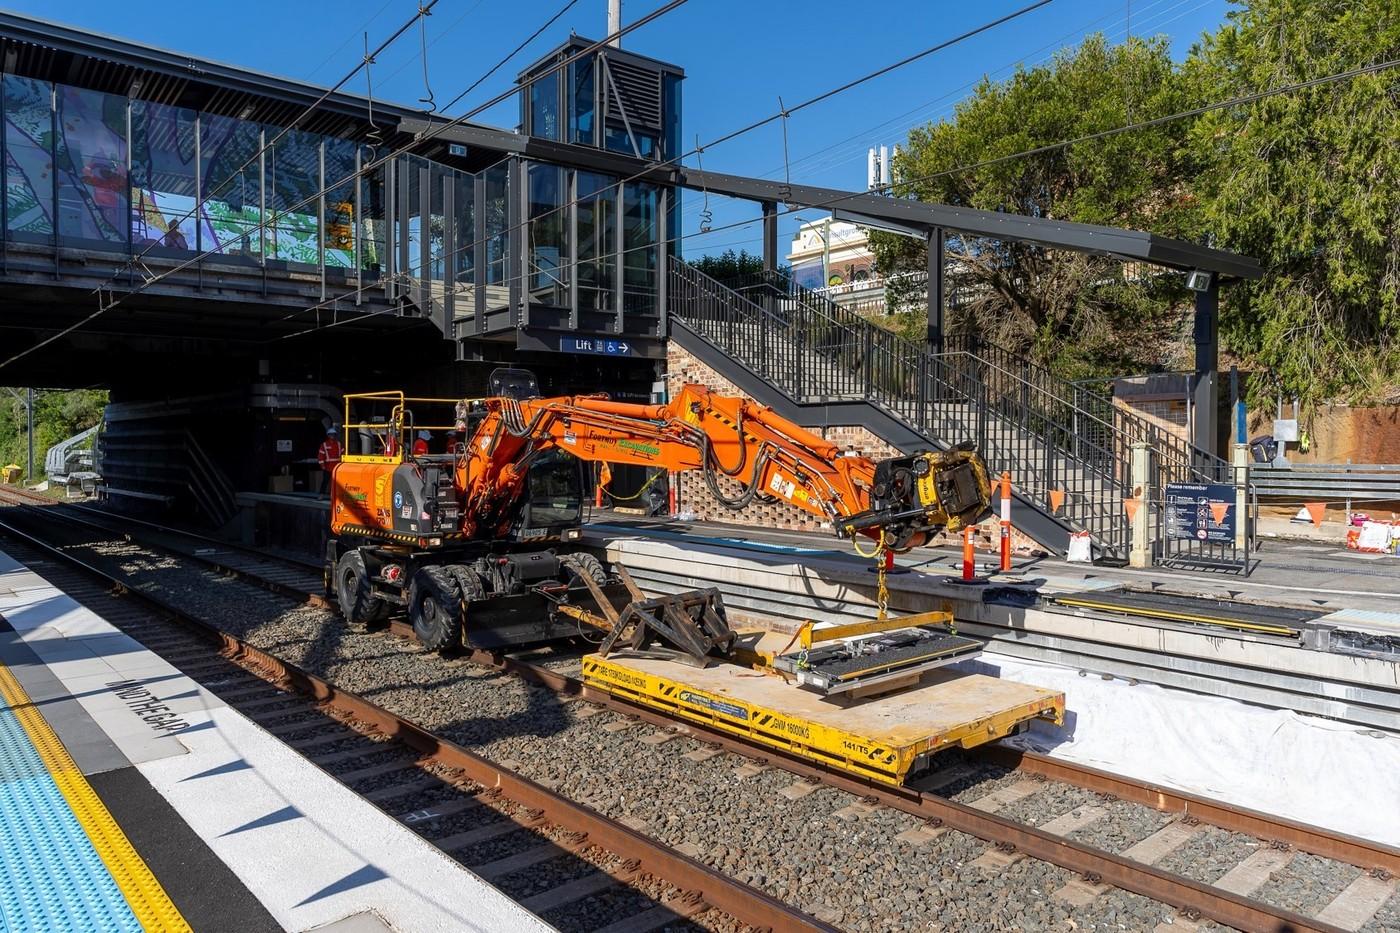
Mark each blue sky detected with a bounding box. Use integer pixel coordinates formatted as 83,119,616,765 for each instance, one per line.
18,0,1234,256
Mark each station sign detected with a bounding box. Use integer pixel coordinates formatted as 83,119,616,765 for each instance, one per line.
1164,482,1236,542
560,336,634,357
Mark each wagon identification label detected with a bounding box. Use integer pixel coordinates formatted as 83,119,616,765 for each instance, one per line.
678,690,748,721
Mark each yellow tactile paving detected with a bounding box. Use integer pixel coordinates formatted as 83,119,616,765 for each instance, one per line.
0,662,191,932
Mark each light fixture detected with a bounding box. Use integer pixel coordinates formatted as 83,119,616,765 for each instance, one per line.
1185,269,1214,292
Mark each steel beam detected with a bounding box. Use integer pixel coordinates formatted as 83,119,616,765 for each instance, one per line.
927,227,944,353
1193,277,1220,457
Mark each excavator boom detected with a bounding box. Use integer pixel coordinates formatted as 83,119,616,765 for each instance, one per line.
456,383,993,547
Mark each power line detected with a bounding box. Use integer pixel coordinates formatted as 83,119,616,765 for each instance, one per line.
889,55,1400,189
270,0,1058,331
275,51,1400,342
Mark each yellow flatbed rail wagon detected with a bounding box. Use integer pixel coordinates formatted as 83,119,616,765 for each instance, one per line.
582,652,1064,786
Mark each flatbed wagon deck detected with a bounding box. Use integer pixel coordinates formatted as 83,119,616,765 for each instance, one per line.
582,651,1064,785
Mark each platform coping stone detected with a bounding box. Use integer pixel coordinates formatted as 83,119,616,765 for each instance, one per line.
968,778,1043,813
778,781,820,801
1213,847,1294,896
1315,873,1399,931
1038,805,1106,837
1121,820,1202,865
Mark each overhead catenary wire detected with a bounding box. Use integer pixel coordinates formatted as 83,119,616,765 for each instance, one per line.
270,49,1400,344
265,0,1059,332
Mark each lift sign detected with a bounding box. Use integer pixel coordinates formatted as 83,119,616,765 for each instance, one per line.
561,336,633,356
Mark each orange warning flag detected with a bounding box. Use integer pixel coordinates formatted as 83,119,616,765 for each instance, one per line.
1049,489,1065,513
1209,502,1231,526
1124,497,1142,522
599,462,613,488
1305,502,1326,527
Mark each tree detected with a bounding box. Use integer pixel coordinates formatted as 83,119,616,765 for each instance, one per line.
0,388,107,479
688,248,770,282
874,35,1201,379
1184,0,1400,404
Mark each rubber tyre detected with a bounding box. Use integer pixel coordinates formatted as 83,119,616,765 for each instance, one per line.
444,566,486,647
559,552,607,586
335,550,388,628
408,566,464,653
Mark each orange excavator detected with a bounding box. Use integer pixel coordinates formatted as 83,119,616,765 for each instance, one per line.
327,369,992,661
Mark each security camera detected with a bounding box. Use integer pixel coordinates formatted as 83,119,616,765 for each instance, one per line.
1185,269,1214,292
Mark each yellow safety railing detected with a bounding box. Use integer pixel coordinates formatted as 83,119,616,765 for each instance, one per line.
341,391,482,464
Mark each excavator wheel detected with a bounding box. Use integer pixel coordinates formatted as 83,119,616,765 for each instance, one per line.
559,552,607,587
408,566,464,654
444,565,486,647
336,549,389,629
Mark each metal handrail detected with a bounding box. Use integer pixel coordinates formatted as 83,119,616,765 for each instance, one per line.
674,263,1135,552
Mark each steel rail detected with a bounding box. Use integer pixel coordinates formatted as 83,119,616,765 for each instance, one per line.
974,745,1400,877
458,645,1349,933
0,514,829,933
12,505,1389,931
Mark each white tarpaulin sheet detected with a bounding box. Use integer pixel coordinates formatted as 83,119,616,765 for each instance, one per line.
957,653,1400,846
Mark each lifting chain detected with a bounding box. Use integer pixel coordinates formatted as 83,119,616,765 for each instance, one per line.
876,531,890,621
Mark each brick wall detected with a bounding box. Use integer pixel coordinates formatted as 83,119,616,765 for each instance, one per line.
667,343,1044,553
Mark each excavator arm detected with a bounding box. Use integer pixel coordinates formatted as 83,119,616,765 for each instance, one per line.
457,383,993,547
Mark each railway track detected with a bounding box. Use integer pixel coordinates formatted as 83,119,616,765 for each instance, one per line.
3,499,1397,932
0,501,823,933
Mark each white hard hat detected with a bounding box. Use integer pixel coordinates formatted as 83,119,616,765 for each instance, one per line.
417,430,431,440
326,427,338,436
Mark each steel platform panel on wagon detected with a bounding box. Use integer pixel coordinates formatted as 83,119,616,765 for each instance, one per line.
582,653,1064,785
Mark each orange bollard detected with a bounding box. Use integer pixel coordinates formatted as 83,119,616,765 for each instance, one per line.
999,470,1012,573
595,484,604,508
884,546,895,572
962,526,975,581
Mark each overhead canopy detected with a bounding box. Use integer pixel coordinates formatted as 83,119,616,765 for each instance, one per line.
682,169,1263,281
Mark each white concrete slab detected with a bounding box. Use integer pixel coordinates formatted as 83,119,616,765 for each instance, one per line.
139,705,550,933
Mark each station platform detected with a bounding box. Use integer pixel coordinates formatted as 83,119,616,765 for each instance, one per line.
0,548,547,933
582,513,1400,735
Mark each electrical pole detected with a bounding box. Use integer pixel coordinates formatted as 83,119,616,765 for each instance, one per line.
607,0,621,46
26,387,35,481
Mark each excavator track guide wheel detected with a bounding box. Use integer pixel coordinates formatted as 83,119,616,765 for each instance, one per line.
409,566,466,654
336,549,389,629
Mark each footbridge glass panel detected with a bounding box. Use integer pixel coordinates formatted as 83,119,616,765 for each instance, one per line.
54,84,128,248
3,75,54,242
200,113,265,260
130,100,199,255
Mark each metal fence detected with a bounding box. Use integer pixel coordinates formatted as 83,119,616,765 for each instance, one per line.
1250,463,1400,513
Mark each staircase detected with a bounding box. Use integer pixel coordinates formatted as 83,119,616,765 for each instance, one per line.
668,265,1227,559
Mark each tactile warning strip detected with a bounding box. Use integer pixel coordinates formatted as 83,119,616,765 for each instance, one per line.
0,662,190,932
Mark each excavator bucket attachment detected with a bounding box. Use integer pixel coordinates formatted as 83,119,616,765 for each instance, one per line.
594,566,736,667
